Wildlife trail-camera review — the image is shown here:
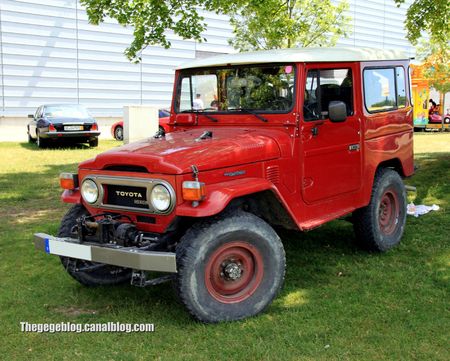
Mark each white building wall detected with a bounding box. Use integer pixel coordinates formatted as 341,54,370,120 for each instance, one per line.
0,0,414,118
332,0,414,54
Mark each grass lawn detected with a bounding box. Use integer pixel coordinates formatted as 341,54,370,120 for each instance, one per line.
0,134,449,360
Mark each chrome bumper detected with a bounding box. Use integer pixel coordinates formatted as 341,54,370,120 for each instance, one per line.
43,131,101,138
34,233,177,273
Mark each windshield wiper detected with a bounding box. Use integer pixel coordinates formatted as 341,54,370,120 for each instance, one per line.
236,108,268,122
180,109,218,122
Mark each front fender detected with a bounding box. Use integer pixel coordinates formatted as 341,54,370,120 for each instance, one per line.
175,177,274,217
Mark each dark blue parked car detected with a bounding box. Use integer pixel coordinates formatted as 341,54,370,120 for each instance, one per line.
27,104,101,148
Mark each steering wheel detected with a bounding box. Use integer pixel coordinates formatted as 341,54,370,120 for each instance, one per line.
303,103,319,119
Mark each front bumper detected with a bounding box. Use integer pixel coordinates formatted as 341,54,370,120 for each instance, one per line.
42,131,101,139
34,233,177,273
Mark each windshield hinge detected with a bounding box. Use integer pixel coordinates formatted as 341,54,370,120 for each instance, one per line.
191,165,199,181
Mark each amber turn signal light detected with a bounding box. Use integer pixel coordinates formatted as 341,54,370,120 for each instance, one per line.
59,173,79,190
182,181,206,201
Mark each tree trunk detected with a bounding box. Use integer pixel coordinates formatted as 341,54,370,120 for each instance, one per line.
439,92,445,131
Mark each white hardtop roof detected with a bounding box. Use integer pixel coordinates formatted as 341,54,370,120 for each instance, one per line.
178,47,411,70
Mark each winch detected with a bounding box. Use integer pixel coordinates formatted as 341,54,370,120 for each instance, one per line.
75,213,159,248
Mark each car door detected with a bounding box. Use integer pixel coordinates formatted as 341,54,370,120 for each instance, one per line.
301,64,362,204
29,106,41,137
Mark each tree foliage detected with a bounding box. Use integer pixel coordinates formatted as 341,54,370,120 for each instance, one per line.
416,39,450,94
394,0,450,46
80,0,244,62
229,0,351,51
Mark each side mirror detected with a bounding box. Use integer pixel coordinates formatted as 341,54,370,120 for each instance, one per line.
328,101,347,123
28,114,34,118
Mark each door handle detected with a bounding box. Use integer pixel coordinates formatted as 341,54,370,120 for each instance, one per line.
311,121,325,137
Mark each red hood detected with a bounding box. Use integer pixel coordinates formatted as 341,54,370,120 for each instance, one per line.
80,128,282,174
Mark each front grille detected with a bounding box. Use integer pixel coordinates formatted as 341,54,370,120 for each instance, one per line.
83,175,175,215
106,185,149,209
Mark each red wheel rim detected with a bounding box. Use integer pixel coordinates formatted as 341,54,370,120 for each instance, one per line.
378,189,399,235
205,241,264,304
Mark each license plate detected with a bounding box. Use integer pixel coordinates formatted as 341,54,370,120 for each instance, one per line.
64,125,83,131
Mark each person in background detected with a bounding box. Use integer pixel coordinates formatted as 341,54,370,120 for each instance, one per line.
429,99,438,116
210,94,219,110
193,94,204,110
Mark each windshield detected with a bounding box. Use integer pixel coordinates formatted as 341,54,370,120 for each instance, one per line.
44,105,91,119
176,64,295,113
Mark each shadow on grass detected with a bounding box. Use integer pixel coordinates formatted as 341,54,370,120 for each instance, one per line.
20,141,91,151
409,152,450,204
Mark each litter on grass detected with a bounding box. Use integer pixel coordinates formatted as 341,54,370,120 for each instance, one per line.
407,203,440,217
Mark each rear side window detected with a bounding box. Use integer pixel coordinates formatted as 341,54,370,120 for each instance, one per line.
364,68,396,112
396,67,407,108
364,67,408,113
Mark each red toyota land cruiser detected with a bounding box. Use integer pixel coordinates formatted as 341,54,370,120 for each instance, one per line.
35,48,414,323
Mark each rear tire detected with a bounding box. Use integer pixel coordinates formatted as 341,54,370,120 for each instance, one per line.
444,117,450,124
36,131,47,148
174,210,285,323
353,168,407,252
114,126,123,141
89,138,99,147
58,204,131,286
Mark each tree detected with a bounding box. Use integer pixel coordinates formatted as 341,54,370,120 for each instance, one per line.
80,0,244,62
417,39,450,97
228,0,351,51
394,0,450,47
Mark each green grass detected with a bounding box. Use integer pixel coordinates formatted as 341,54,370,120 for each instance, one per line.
1,135,449,361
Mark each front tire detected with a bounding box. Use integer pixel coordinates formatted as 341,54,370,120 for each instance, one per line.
58,204,131,286
174,211,285,323
353,168,407,252
27,127,34,143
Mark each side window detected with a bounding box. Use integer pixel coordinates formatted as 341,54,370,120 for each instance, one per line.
304,68,353,121
304,70,319,120
408,66,414,106
178,75,218,111
396,67,406,108
179,77,192,111
35,106,42,119
363,68,396,112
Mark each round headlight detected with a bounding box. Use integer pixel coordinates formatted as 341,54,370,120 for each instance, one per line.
150,184,171,212
81,179,99,204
